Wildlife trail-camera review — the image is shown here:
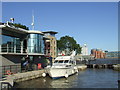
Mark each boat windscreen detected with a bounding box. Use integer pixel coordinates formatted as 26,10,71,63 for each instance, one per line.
64,60,69,63
54,60,58,63
58,60,64,63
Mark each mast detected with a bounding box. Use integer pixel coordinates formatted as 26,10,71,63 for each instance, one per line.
31,10,34,30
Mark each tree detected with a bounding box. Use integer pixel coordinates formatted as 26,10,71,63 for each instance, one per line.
12,23,29,30
57,35,81,55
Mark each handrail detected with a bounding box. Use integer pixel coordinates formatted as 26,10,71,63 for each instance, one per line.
1,82,14,89
0,65,21,78
1,47,27,53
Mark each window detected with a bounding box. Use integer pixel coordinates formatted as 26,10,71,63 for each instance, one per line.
69,60,74,64
58,60,64,63
64,60,69,63
1,35,21,53
54,60,58,63
27,34,44,54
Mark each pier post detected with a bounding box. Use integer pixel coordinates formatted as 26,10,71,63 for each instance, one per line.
93,64,96,68
104,64,107,68
98,65,102,69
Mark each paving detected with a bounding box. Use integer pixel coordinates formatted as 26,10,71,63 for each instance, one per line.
0,69,45,89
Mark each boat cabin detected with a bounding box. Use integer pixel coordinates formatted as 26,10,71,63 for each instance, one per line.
53,56,76,65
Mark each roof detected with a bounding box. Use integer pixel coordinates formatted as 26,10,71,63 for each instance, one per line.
42,31,58,34
1,24,28,38
0,24,28,34
0,24,44,38
0,22,4,25
43,36,50,40
28,30,44,35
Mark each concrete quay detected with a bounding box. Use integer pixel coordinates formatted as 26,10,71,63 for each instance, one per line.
0,69,45,89
77,64,87,71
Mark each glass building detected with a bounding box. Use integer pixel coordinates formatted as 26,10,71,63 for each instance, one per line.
1,35,21,53
0,22,57,75
27,33,44,54
1,30,45,54
106,51,120,58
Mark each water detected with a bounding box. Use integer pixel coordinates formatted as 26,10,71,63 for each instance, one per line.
15,69,119,88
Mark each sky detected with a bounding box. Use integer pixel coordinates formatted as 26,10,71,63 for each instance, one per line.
2,2,118,54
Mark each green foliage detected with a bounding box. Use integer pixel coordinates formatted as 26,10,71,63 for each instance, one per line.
12,23,29,30
57,35,81,54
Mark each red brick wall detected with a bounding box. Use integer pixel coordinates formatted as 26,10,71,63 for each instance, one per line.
91,49,106,59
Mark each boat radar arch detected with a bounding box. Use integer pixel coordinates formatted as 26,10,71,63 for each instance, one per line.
70,50,76,57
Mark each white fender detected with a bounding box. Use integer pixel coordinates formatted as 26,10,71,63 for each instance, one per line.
65,74,68,78
72,70,74,74
76,69,78,73
74,66,77,70
42,73,46,77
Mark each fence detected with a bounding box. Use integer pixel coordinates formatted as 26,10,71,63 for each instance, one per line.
88,58,119,65
1,82,14,90
21,63,42,72
0,65,21,78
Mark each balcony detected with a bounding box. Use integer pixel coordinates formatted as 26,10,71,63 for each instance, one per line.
0,47,44,56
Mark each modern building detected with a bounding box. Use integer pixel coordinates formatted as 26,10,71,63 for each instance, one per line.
75,54,95,61
43,31,58,61
0,22,57,76
90,49,106,59
81,44,88,55
105,51,120,58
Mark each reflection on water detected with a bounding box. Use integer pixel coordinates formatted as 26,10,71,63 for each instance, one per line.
15,69,118,88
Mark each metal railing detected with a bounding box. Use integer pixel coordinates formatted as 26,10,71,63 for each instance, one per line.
1,65,21,78
1,82,14,90
1,47,27,53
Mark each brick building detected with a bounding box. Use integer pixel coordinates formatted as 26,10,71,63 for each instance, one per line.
43,31,58,61
90,49,106,59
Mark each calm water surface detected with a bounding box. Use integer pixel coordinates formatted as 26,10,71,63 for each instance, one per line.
15,69,119,88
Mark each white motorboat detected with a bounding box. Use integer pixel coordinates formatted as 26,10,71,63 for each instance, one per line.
45,51,78,79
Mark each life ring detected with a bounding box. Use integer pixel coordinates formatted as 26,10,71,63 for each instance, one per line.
6,70,12,75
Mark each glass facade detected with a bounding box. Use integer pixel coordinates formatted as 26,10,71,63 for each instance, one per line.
27,34,44,54
1,35,21,53
106,51,120,58
1,34,44,54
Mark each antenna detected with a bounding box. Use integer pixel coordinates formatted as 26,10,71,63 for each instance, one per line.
31,10,34,30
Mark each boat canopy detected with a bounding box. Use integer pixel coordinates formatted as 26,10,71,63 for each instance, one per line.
54,60,69,63
55,56,72,60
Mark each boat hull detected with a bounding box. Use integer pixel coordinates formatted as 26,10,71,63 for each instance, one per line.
47,67,78,79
